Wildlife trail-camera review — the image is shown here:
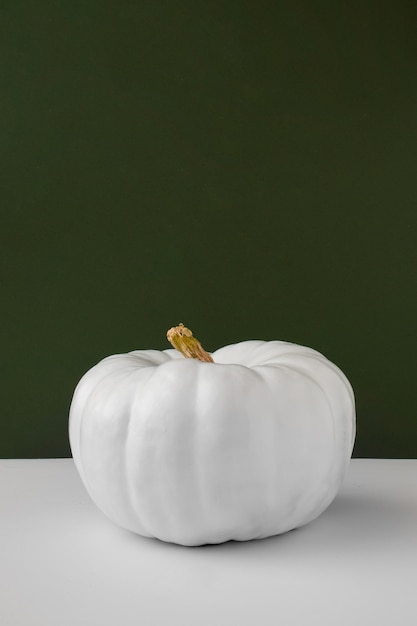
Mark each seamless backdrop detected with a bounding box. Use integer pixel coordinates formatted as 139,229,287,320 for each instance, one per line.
1,0,416,458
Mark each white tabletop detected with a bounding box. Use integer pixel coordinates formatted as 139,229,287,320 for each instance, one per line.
0,458,416,625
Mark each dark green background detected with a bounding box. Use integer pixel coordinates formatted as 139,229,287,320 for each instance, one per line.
1,1,416,458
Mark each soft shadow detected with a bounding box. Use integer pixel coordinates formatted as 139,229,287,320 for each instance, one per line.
115,490,417,562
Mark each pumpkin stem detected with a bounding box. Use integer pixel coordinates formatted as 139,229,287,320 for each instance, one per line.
166,323,214,363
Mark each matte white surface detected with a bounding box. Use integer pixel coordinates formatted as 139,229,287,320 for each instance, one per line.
0,458,416,625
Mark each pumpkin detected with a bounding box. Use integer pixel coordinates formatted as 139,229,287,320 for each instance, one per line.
69,324,355,546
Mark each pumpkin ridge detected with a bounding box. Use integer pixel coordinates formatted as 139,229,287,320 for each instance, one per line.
123,365,159,537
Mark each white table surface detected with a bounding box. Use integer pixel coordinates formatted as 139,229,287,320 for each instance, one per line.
0,459,416,625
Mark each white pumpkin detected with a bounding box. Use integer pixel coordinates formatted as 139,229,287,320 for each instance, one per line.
69,324,355,546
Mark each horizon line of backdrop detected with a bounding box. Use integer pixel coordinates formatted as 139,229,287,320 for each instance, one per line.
1,0,416,458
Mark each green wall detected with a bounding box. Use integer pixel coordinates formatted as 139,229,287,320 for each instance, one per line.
1,1,416,458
